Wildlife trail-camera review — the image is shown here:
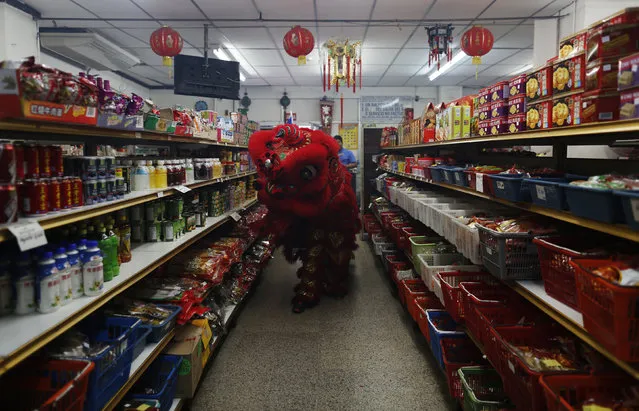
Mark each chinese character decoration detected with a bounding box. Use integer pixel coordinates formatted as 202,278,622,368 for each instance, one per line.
150,26,183,77
460,26,494,78
323,38,362,93
283,26,315,65
425,24,454,69
319,97,334,135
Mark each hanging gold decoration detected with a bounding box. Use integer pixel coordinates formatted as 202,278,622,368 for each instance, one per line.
322,38,362,93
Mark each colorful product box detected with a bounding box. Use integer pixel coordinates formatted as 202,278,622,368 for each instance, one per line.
558,29,588,59
477,104,491,121
526,65,553,102
489,100,507,119
553,53,585,95
461,105,471,138
478,88,491,106
507,114,526,133
96,113,144,130
508,95,526,116
587,23,639,64
618,52,639,90
451,105,462,139
526,99,552,130
587,59,620,91
581,90,620,123
489,81,509,102
508,74,527,98
488,117,508,135
21,100,97,125
552,92,582,127
478,120,490,137
619,87,639,119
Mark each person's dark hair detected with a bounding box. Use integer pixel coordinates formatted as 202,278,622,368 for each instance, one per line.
334,135,343,143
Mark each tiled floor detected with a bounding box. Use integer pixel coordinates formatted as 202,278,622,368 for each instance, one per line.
192,240,457,411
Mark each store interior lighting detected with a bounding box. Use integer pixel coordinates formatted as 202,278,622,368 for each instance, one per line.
214,47,247,82
428,51,468,81
510,64,534,75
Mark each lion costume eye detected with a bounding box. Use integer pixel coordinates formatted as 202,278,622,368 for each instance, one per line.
300,165,318,180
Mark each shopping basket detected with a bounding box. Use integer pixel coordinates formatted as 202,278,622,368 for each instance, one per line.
414,297,444,342
438,270,494,323
426,310,465,370
130,355,182,411
477,224,542,280
458,367,514,411
441,338,485,401
540,374,634,411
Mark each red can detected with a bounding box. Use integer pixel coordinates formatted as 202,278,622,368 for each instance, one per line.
38,145,52,178
50,145,63,177
71,177,83,208
0,184,18,223
24,144,39,179
0,142,16,184
14,143,24,181
60,177,73,209
47,178,61,212
23,179,48,216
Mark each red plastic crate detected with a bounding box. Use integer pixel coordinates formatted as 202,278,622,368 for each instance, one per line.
1,359,94,411
441,337,486,401
398,226,424,252
490,326,584,411
415,299,444,342
405,286,432,321
384,253,407,279
534,237,607,311
399,279,427,307
459,282,515,344
391,221,411,244
474,303,540,352
571,259,639,362
438,271,494,323
540,374,634,411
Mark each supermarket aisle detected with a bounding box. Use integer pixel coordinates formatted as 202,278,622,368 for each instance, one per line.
193,240,456,411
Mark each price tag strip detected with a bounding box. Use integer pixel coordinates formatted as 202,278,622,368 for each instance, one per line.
9,222,48,251
175,185,191,193
230,212,242,221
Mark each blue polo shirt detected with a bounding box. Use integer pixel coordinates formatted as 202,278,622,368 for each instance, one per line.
338,148,356,167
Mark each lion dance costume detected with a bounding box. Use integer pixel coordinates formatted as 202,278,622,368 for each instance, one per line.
249,124,361,313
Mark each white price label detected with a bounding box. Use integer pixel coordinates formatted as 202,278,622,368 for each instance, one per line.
508,360,515,374
631,198,639,223
536,185,546,201
134,131,142,138
230,212,242,221
9,222,47,251
157,191,164,198
175,185,191,193
476,173,484,192
485,246,493,255
496,181,505,190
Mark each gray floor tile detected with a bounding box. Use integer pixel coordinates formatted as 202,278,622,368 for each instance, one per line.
191,240,457,411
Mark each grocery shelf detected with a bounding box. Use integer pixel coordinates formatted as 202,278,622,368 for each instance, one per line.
0,119,250,148
380,168,639,243
169,399,185,411
0,198,257,377
382,119,639,150
103,328,177,411
0,171,257,243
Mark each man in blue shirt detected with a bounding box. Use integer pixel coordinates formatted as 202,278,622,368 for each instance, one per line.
334,135,358,206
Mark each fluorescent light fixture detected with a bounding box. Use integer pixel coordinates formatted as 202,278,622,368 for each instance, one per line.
213,48,230,61
421,64,437,76
510,64,533,76
429,51,468,81
240,72,246,82
224,44,258,76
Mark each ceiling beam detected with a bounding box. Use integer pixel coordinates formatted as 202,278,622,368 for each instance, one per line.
32,16,566,23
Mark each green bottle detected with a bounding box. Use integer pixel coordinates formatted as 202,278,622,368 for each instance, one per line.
106,223,120,277
97,223,114,282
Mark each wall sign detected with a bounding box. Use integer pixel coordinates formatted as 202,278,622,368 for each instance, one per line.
360,96,412,124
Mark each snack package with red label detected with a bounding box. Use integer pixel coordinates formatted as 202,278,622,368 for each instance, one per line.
133,275,213,304
19,57,61,102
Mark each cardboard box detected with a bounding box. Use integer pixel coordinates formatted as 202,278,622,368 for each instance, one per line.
191,319,213,367
553,53,585,96
97,113,144,130
21,100,97,125
164,324,207,398
451,105,462,139
461,105,471,138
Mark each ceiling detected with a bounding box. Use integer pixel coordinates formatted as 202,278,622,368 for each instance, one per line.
27,0,574,88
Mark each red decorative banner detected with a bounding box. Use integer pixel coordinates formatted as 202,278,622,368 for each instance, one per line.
319,98,334,135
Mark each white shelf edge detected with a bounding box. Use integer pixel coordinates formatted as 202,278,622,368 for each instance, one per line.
515,280,584,326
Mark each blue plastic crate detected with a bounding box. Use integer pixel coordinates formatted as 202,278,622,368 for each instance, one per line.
131,355,182,411
561,184,624,223
144,304,182,343
525,175,585,210
488,174,531,202
441,166,457,185
452,168,469,187
429,166,445,183
426,310,466,370
615,190,639,230
132,326,152,361
69,315,141,411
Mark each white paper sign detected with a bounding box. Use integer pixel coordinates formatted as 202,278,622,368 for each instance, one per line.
157,191,164,198
175,185,191,193
496,181,505,190
9,222,48,251
631,199,639,222
475,173,484,192
536,185,546,201
230,212,242,221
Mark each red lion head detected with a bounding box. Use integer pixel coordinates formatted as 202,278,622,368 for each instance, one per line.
249,124,347,218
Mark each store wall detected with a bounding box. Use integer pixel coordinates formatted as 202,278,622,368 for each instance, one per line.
0,3,39,61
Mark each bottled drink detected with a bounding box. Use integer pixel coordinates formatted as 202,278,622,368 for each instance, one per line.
118,212,132,263
133,160,149,191
155,160,167,188
106,223,120,277
82,241,104,296
179,160,186,184
37,252,60,313
66,243,83,298
97,223,114,282
0,260,11,315
146,160,156,189
14,253,35,315
186,159,194,184
54,247,73,305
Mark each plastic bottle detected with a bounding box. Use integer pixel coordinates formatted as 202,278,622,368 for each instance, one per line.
106,223,120,277
14,253,36,315
66,243,83,298
133,160,149,191
0,260,11,315
155,160,167,189
54,248,73,306
167,160,175,187
118,213,132,263
179,160,186,184
186,159,194,184
97,223,114,282
37,252,60,313
77,238,88,256
82,241,104,296
146,160,156,189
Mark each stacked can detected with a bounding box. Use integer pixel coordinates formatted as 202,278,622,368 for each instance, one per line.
208,189,225,217
64,156,116,205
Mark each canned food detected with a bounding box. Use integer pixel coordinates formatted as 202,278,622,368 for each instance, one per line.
50,146,63,177
60,177,73,209
96,157,107,178
163,220,174,241
47,178,61,212
38,146,52,178
81,156,97,180
84,180,98,205
0,142,16,184
96,178,107,202
105,157,115,177
14,143,24,181
114,167,123,179
145,202,155,221
0,184,18,223
115,178,125,199
24,144,39,179
105,178,115,201
146,221,160,242
23,179,48,216
130,205,142,221
131,220,143,242
72,178,83,207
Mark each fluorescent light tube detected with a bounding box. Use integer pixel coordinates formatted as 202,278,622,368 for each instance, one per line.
240,72,246,82
224,45,257,76
429,51,467,81
214,48,231,61
510,64,533,76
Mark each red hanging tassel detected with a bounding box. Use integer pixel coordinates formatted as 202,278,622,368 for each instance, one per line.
359,58,362,90
340,93,344,129
346,56,351,88
336,72,339,92
323,63,326,92
328,58,331,91
353,60,356,92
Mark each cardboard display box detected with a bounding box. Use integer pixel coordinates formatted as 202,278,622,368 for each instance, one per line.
164,322,211,399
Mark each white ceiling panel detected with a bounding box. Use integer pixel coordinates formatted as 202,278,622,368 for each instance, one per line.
317,0,375,19
447,65,487,77
177,28,222,49
372,0,434,19
395,49,430,65
218,28,275,49
494,26,534,48
24,0,95,17
460,76,502,87
255,66,289,77
39,20,110,29
95,28,148,48
460,49,519,66
130,0,203,19
317,25,367,45
482,0,573,18
73,0,148,18
363,76,383,86
365,26,413,48
362,49,398,65
237,49,285,66
429,75,475,86
243,78,269,86
284,50,321,66
267,76,296,86
288,65,321,76
294,77,321,86
194,0,258,19
362,65,391,76
254,0,315,19
377,76,411,86
427,0,494,19
480,64,527,77
385,65,423,76
498,49,534,65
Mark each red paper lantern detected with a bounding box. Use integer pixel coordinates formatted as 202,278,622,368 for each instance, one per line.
460,26,494,66
283,26,315,65
150,26,183,67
